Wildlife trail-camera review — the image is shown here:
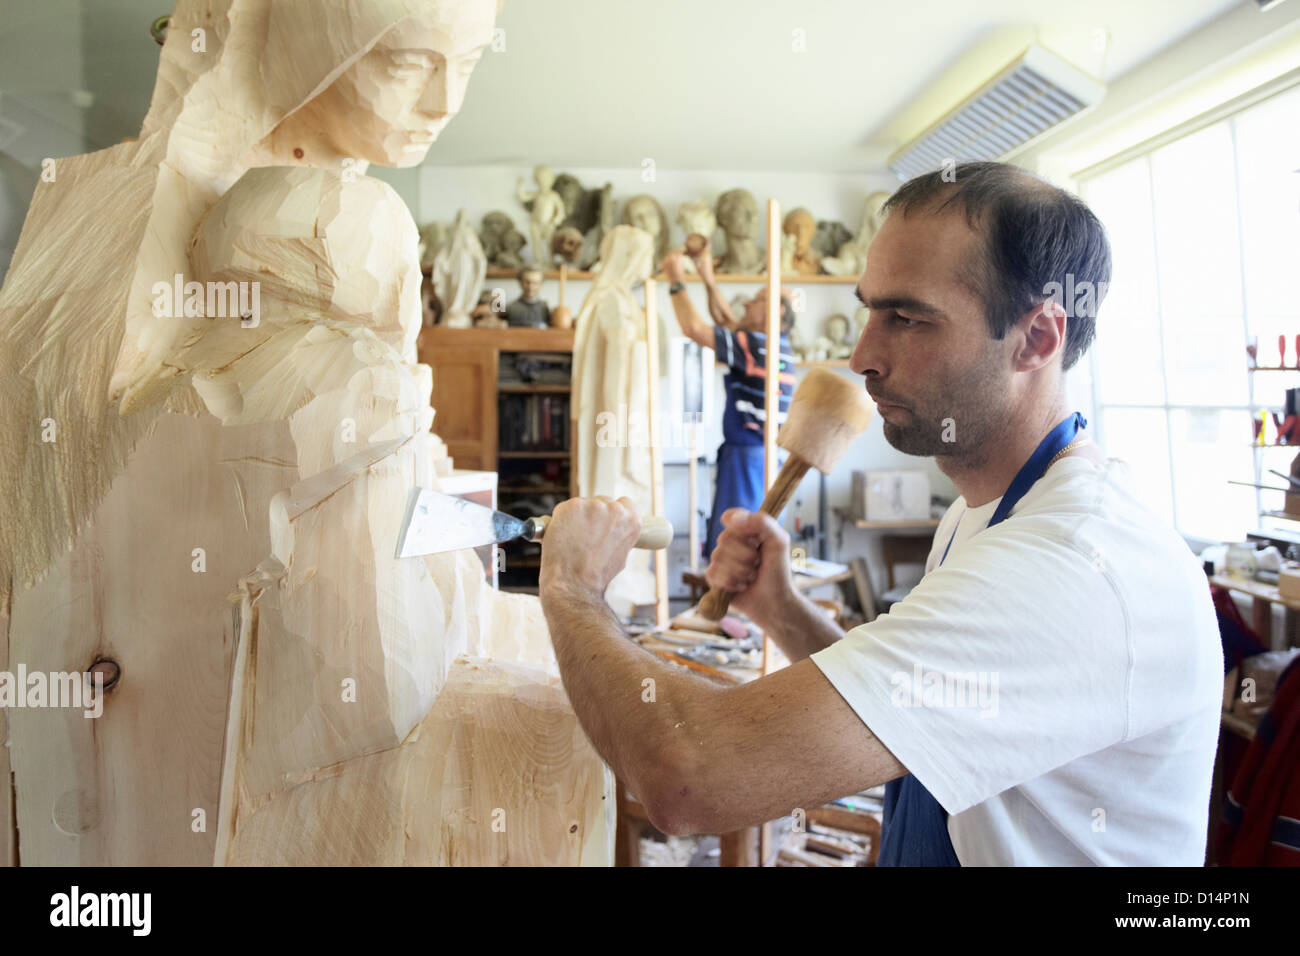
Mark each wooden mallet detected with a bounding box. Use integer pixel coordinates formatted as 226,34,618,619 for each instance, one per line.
698,368,874,620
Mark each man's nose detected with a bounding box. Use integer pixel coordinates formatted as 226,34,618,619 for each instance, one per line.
850,314,887,378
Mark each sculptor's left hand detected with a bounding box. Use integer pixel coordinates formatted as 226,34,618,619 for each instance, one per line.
539,496,641,600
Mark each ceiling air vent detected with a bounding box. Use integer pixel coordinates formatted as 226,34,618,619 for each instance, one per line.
888,44,1105,180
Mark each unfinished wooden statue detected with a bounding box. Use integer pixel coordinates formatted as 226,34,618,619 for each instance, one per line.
571,225,658,619
0,0,612,867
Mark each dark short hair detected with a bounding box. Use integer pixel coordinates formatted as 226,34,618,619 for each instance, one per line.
754,289,795,334
881,161,1110,371
779,292,795,334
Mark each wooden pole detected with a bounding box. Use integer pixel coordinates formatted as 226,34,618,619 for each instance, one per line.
763,199,781,674
644,278,669,628
760,198,782,867
688,421,698,573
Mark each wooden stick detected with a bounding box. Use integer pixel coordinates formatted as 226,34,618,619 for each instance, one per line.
689,419,698,573
697,454,811,620
645,278,669,629
760,199,782,870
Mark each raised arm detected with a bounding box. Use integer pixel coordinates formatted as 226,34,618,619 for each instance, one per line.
661,250,713,349
688,237,741,328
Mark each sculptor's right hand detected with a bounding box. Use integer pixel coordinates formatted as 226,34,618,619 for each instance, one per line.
704,508,796,630
688,238,715,282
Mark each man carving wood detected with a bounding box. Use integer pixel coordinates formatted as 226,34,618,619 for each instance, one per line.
539,162,1224,866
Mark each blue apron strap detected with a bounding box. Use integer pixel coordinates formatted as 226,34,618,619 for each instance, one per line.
878,412,1088,866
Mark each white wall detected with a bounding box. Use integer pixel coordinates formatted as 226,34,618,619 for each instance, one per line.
416,162,960,599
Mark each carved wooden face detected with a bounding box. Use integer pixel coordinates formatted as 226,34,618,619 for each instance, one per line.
320,2,496,167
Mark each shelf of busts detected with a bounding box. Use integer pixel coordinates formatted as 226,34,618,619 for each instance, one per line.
470,266,860,284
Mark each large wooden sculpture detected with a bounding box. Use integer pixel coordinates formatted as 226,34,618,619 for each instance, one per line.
0,0,612,866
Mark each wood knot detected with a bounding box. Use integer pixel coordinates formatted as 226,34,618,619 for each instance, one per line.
292,147,304,159
87,658,120,692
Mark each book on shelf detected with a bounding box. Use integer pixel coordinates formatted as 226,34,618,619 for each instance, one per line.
499,392,570,452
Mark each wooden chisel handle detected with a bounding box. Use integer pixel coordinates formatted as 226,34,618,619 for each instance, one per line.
697,455,812,620
528,513,674,550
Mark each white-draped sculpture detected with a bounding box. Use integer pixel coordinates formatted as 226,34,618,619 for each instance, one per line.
571,225,658,619
432,209,487,327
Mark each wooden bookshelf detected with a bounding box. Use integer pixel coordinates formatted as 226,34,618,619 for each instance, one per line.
417,325,577,592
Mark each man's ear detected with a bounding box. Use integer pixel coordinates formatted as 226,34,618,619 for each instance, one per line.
1014,298,1067,371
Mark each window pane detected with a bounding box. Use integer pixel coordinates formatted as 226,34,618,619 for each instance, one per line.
1168,408,1256,541
1099,407,1173,525
1149,123,1247,407
1083,158,1165,405
1233,83,1300,379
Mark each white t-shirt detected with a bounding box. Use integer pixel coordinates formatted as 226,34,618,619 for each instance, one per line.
811,455,1224,866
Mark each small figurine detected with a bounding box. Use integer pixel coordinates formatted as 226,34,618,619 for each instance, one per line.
472,290,508,329
431,209,486,328
505,265,551,329
551,226,584,266
1247,335,1258,369
516,164,567,267
715,188,763,274
480,211,527,269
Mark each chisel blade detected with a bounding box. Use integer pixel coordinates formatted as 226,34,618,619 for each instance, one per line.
395,487,530,558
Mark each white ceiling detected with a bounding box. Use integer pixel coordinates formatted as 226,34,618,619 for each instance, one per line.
432,0,1244,171
0,0,1249,172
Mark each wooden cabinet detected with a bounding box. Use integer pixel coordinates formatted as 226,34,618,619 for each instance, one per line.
418,326,576,592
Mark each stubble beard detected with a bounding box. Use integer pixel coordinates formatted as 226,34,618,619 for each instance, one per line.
879,345,1011,466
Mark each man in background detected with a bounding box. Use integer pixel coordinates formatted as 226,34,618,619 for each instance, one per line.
661,241,796,561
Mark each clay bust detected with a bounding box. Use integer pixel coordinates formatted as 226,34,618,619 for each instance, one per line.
823,191,891,277
506,266,551,328
552,173,586,227
824,312,853,359
480,210,527,269
716,188,763,274
551,226,584,265
812,220,851,259
782,207,821,275
675,200,716,274
516,164,567,267
621,194,669,265
0,0,610,867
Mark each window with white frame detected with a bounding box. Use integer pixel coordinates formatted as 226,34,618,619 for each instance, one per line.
1078,82,1300,544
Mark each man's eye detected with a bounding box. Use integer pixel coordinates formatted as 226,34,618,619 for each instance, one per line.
892,314,919,328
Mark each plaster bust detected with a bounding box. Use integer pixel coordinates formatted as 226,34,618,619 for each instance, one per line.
621,194,669,265
716,188,763,274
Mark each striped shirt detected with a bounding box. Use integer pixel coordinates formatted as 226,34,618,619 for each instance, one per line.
712,326,796,445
